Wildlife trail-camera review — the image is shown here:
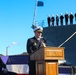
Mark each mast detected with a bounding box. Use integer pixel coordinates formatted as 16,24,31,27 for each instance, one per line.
32,0,38,28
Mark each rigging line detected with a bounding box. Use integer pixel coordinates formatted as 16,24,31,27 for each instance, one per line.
58,31,76,48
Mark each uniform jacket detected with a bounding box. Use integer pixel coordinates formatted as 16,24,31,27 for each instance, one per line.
27,36,46,54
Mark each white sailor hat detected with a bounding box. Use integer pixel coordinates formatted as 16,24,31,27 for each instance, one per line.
60,13,62,15
48,15,50,17
33,26,43,32
70,12,72,14
66,11,68,14
52,14,54,17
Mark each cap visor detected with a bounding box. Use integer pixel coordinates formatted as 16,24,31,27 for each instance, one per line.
37,30,42,32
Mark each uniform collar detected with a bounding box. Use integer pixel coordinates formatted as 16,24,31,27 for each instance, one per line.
34,36,41,41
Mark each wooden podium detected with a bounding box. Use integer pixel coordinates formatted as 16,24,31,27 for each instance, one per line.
30,47,64,75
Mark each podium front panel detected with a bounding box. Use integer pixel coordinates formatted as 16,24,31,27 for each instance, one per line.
44,47,64,60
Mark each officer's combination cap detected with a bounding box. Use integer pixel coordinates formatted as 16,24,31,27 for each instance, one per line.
34,26,43,32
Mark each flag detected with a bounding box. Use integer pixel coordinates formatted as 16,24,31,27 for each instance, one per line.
37,1,44,6
1,55,29,75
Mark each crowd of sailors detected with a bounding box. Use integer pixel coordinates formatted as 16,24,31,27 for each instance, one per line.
47,12,76,27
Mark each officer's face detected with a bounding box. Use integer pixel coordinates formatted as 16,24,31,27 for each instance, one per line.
34,31,42,38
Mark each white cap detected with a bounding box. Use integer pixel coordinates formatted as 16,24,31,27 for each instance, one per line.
33,26,43,32
60,13,62,15
66,11,68,14
70,12,72,14
52,14,54,17
48,15,50,17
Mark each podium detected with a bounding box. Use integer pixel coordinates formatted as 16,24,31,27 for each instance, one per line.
30,47,64,75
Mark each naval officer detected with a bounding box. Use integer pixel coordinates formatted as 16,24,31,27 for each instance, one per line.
26,25,46,75
27,25,46,54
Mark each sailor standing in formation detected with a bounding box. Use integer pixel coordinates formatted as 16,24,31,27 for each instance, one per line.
60,13,64,25
56,14,59,26
69,12,74,25
47,15,51,27
65,12,69,25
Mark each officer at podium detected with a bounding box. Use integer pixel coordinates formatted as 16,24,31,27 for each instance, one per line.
27,25,46,54
26,25,46,75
